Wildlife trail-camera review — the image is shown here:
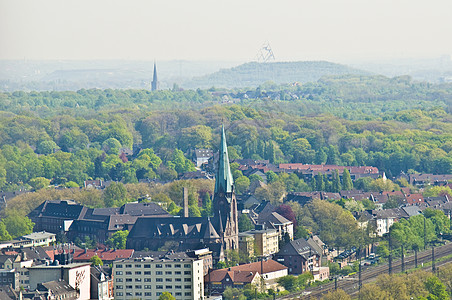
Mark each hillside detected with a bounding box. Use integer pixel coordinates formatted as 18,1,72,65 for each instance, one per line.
182,61,370,88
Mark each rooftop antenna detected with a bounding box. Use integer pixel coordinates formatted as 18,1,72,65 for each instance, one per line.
256,41,275,63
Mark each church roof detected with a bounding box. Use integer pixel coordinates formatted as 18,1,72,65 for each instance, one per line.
214,126,234,196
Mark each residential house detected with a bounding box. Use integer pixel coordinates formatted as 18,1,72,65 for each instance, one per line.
36,280,79,300
193,149,214,167
28,262,91,300
257,212,294,240
90,266,114,300
238,232,254,258
274,238,322,275
205,259,288,294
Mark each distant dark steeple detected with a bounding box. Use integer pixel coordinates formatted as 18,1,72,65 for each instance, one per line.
151,61,158,91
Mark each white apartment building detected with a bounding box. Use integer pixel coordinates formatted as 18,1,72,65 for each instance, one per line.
113,255,204,300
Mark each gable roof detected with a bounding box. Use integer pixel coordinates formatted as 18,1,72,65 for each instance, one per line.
222,259,287,274
258,212,291,225
118,202,170,217
277,238,320,260
206,269,259,284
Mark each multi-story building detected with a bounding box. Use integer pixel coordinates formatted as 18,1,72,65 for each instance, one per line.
238,232,254,257
113,254,204,300
243,227,279,257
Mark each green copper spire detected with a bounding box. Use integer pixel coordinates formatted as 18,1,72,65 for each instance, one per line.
214,125,234,196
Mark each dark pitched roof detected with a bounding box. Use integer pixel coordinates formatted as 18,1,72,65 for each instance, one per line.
29,200,86,220
38,280,77,298
118,202,170,217
258,212,291,225
128,216,210,239
277,238,320,260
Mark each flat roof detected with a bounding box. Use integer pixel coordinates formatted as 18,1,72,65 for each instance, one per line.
22,231,56,240
29,262,90,269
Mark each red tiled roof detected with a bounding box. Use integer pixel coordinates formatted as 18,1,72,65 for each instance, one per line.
405,194,424,205
278,164,379,174
72,249,134,261
205,270,258,284
222,259,287,274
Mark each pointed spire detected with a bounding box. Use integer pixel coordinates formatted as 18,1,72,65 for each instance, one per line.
151,61,158,91
214,125,234,195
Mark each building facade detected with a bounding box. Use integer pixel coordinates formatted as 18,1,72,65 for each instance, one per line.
113,255,204,300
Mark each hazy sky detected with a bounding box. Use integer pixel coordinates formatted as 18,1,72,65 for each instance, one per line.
1,0,451,62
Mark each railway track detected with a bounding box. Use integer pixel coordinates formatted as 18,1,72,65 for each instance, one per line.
279,242,452,299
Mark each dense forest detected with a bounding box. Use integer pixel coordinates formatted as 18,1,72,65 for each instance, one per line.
0,74,452,194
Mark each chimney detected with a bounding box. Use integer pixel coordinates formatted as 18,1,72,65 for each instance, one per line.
183,187,189,218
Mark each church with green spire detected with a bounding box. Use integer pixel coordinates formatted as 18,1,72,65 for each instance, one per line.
126,126,239,260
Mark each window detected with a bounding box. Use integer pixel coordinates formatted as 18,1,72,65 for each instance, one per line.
135,278,142,282
175,278,181,282
175,271,181,275
126,264,132,268
116,264,123,268
156,271,163,275
116,285,123,289
175,264,181,268
144,285,152,289
175,285,182,289
135,285,142,289
126,285,132,289
135,271,142,275
185,292,192,296
126,271,132,275
184,271,191,275
126,292,132,296
165,271,172,275
165,264,172,268
116,278,123,282
144,264,151,268
156,264,163,268
135,292,142,296
144,271,151,275
145,292,152,296
166,278,172,282
176,292,182,296
156,285,163,289
184,285,191,289
184,264,190,268
156,292,162,296
144,278,151,282
156,278,163,282
115,271,123,275
116,292,123,296
166,285,172,289
126,278,132,282
135,264,141,268
184,278,191,282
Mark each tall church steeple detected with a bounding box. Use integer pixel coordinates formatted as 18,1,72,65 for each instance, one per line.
214,125,234,197
151,61,158,91
213,125,238,250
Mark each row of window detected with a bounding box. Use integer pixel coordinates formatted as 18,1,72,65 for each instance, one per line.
116,278,191,283
116,285,192,290
116,263,191,269
116,292,191,297
115,270,191,275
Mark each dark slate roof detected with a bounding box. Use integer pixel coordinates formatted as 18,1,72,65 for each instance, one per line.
252,201,275,217
107,215,138,231
29,200,86,220
277,238,319,260
38,280,77,297
128,216,211,239
258,212,291,225
118,202,170,217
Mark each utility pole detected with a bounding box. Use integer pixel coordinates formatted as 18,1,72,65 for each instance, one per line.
358,247,362,294
335,276,338,291
401,244,405,273
415,248,418,268
424,216,427,250
432,247,435,273
388,229,392,275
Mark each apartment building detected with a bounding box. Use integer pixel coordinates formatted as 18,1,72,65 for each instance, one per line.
113,255,204,300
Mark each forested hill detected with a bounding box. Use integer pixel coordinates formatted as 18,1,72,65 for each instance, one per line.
182,61,370,88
